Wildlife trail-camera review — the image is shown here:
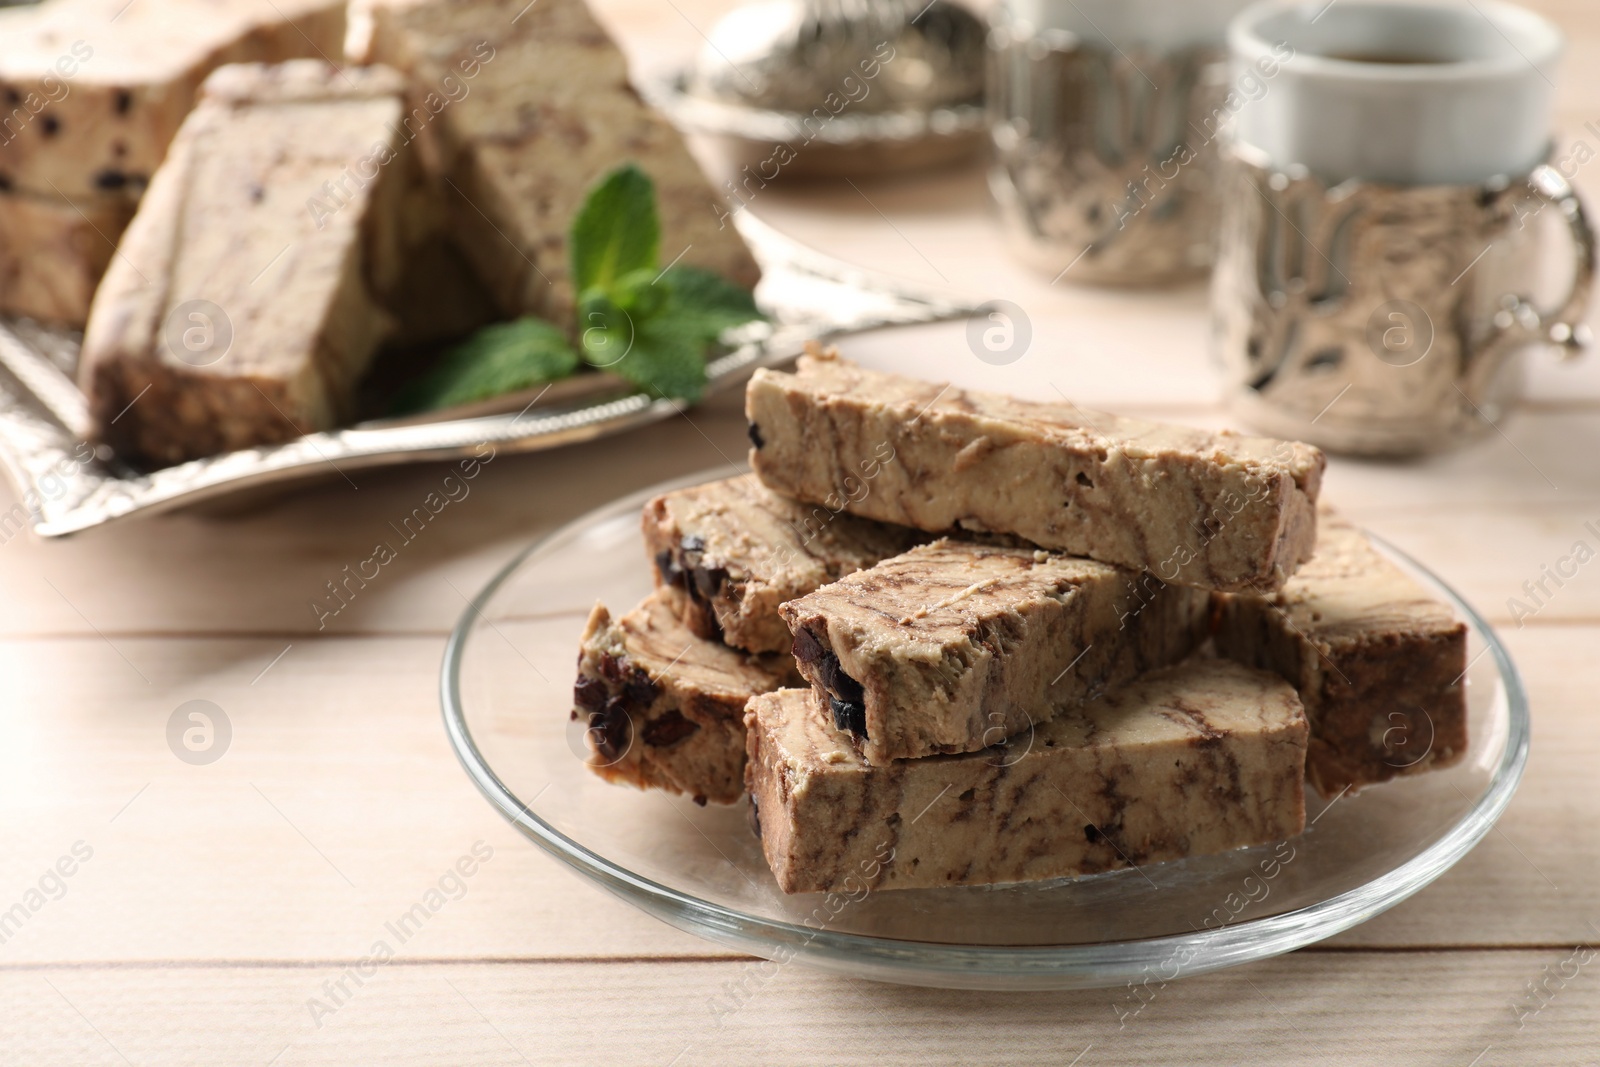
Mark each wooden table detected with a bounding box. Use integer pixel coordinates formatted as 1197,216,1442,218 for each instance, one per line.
5,1,1600,1062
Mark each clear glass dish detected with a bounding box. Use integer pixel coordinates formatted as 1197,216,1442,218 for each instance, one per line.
441,470,1529,990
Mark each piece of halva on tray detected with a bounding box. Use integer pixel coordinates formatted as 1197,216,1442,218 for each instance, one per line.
364,0,759,321
79,61,423,466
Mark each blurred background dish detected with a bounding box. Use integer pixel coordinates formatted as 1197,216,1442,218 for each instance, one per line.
646,0,988,177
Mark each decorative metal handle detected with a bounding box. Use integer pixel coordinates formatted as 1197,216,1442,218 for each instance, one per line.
1490,163,1595,358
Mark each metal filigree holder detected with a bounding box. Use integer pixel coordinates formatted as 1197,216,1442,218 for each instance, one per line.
987,23,1227,286
1212,144,1595,456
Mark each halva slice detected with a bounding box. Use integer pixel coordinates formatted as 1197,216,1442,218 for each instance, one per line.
364,0,760,321
0,189,133,324
575,590,800,805
745,659,1309,893
0,0,349,200
746,352,1326,593
779,539,1211,763
1214,513,1468,793
643,473,925,654
79,61,422,466
0,0,349,323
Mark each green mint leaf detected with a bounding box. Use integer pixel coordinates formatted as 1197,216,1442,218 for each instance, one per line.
625,316,711,402
569,164,660,295
574,267,763,403
564,167,761,405
578,303,708,403
576,288,635,371
660,265,763,337
389,317,579,414
608,267,670,319
657,266,765,357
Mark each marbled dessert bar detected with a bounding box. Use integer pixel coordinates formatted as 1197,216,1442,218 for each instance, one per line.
364,0,760,322
746,659,1309,893
1214,514,1468,794
643,474,925,654
0,0,348,323
0,189,133,324
0,0,348,201
779,539,1211,763
746,351,1326,593
79,62,425,466
575,590,801,805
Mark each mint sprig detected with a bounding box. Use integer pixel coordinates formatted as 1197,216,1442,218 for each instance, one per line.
389,318,579,415
572,165,763,402
570,164,660,294
390,163,762,415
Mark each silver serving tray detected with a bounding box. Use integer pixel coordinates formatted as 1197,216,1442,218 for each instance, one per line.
0,213,976,538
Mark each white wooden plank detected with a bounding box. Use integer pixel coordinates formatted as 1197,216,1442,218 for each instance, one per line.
3,953,1597,1066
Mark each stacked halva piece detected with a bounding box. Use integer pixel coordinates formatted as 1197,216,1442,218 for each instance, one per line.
572,350,1469,893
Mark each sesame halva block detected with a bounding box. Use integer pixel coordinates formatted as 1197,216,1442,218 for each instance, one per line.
575,590,800,804
747,352,1326,593
745,660,1308,893
780,539,1211,763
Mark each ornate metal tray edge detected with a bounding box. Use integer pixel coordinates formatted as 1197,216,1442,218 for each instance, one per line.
0,213,977,539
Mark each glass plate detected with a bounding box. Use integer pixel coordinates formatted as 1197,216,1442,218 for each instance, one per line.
441,469,1529,990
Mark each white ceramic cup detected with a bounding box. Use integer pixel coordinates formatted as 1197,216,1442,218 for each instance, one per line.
1229,0,1563,184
